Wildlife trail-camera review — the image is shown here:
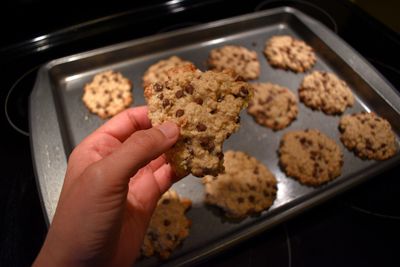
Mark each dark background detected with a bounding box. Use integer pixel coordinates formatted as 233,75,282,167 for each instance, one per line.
0,0,399,266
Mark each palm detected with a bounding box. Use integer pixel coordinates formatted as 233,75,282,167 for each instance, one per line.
47,107,178,267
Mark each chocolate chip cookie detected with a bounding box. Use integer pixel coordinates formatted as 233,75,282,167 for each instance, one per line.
144,64,253,178
141,190,192,260
279,129,344,186
208,45,260,80
247,82,298,130
82,70,133,119
203,150,277,218
299,71,354,115
264,35,316,72
339,112,398,160
142,56,194,87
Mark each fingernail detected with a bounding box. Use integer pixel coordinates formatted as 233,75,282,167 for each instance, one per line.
158,122,179,139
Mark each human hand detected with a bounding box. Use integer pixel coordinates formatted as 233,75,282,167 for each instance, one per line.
33,106,180,267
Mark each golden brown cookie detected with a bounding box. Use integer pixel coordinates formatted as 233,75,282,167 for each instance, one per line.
279,129,343,186
203,150,277,218
141,190,192,260
144,64,253,178
208,45,260,80
299,71,354,115
142,56,194,87
264,35,316,72
339,112,398,160
247,82,298,130
82,70,133,119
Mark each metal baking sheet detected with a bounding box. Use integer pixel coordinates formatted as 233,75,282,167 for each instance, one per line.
29,7,400,267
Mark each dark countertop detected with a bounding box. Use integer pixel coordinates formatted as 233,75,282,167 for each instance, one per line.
0,0,399,266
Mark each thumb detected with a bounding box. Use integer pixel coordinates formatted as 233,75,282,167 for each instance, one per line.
86,122,179,190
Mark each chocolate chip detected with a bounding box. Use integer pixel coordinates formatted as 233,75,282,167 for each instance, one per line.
235,116,240,123
196,123,207,132
240,86,249,96
176,109,185,117
184,84,194,94
162,199,170,205
217,152,224,160
162,99,170,108
154,83,163,92
253,167,259,174
148,231,158,241
248,185,256,191
248,195,255,203
235,76,245,82
210,109,217,114
175,90,184,98
194,98,203,105
199,136,215,152
217,96,224,102
163,219,171,227
158,93,164,100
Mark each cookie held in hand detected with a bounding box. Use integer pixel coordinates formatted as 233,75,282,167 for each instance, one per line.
144,64,253,177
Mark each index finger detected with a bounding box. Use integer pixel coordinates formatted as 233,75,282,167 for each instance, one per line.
94,106,151,142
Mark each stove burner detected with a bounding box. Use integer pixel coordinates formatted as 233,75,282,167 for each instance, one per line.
5,65,39,137
255,0,338,33
347,204,400,220
284,224,292,267
157,21,201,33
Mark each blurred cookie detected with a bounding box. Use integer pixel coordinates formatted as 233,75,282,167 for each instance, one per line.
145,64,253,178
279,129,343,186
299,71,354,115
247,82,298,130
208,45,260,80
143,56,194,87
141,190,192,260
264,35,316,72
82,70,133,119
203,150,277,218
339,112,397,160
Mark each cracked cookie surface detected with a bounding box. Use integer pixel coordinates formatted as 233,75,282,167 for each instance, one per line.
339,112,397,160
264,35,316,72
82,70,133,119
208,45,260,80
145,64,253,177
203,150,277,218
299,71,354,115
247,82,298,130
141,190,192,260
279,129,343,186
143,56,194,87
